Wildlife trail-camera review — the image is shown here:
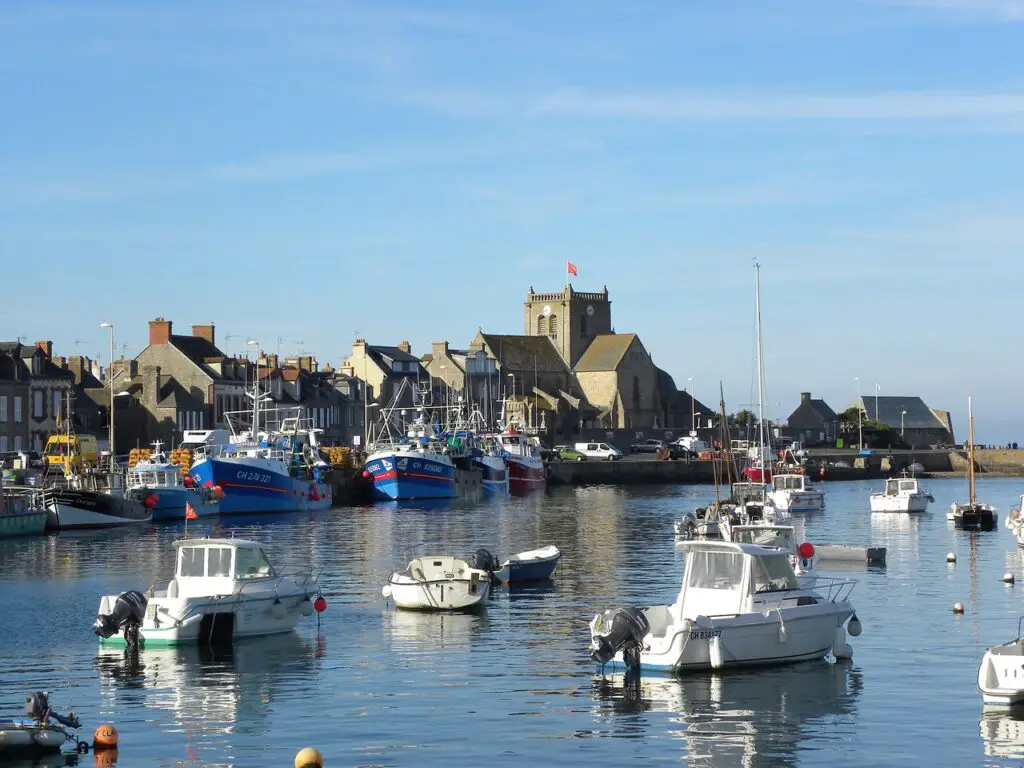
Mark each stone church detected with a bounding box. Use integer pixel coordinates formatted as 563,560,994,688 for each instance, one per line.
425,284,709,441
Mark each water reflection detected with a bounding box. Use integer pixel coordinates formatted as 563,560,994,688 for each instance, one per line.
382,608,489,653
591,662,861,765
980,707,1024,759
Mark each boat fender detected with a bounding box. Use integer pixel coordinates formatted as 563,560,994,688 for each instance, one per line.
847,614,863,637
833,627,853,660
269,599,287,620
777,612,788,644
709,635,724,669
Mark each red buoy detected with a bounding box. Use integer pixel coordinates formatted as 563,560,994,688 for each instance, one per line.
313,594,327,613
144,493,159,508
183,474,194,487
798,542,815,559
361,470,370,479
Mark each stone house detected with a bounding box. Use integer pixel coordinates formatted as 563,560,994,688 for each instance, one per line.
574,333,665,430
134,319,249,428
0,347,30,453
786,392,839,447
110,362,208,449
854,395,955,448
0,341,73,452
54,355,106,437
423,342,503,428
340,341,429,439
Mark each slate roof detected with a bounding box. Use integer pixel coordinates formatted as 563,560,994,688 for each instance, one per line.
156,378,204,410
575,333,638,372
476,333,568,373
366,345,427,376
169,334,226,376
788,395,838,428
0,342,72,381
855,395,949,430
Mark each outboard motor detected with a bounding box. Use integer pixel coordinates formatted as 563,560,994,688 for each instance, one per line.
93,590,148,649
589,606,650,669
469,548,499,575
26,691,80,730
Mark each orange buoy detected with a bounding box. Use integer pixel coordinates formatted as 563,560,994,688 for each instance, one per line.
93,723,119,749
295,747,324,768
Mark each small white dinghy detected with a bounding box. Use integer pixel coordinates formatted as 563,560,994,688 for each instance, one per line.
383,553,492,612
979,617,1024,706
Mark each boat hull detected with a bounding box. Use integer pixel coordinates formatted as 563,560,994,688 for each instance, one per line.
770,490,824,512
506,456,545,493
0,720,69,751
44,490,151,530
0,511,48,538
364,452,456,500
870,493,931,513
979,642,1024,706
494,547,560,583
129,485,220,521
952,503,997,530
474,455,509,496
386,576,490,611
190,456,332,514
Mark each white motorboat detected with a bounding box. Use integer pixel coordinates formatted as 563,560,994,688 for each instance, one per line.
950,397,997,530
769,471,824,513
979,618,1024,706
93,537,321,647
382,553,492,611
870,474,934,513
589,539,860,673
723,521,817,581
1006,495,1024,547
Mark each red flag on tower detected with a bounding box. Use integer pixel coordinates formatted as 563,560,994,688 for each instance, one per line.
185,502,198,520
567,261,578,276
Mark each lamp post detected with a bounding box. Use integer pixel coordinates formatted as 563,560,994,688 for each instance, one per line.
854,376,862,449
875,382,880,425
901,410,907,438
100,322,114,464
687,377,696,434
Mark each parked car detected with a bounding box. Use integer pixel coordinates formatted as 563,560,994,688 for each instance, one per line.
575,441,623,461
665,444,697,461
552,445,587,462
629,438,666,454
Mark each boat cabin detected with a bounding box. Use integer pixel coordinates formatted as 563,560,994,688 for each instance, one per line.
159,539,276,598
881,477,920,496
670,540,803,620
499,431,540,458
730,524,796,553
771,473,812,493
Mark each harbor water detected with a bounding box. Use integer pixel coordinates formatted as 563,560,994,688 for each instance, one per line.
2,477,1024,766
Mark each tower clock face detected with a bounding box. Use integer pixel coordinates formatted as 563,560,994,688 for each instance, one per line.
542,305,552,316
586,304,595,316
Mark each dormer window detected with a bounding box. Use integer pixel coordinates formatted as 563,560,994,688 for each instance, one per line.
31,356,42,375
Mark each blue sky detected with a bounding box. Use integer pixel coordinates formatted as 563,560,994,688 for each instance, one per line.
2,0,1022,442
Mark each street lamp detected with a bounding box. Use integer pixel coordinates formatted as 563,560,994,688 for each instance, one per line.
901,410,907,438
875,382,880,425
100,322,114,464
854,376,862,449
687,377,696,434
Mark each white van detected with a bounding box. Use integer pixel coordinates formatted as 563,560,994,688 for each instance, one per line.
575,441,623,461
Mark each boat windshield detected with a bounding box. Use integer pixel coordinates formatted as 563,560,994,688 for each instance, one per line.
899,480,917,492
751,555,799,593
235,547,274,579
687,551,744,590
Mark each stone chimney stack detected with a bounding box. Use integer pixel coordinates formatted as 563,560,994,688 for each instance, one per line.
191,324,215,346
149,318,173,346
431,341,449,360
398,341,411,354
800,392,811,403
34,340,53,359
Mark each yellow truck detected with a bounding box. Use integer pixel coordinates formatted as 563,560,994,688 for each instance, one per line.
43,433,99,475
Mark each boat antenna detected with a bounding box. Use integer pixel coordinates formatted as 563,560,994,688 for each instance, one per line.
753,261,769,493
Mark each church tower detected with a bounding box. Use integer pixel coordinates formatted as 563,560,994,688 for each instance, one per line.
523,284,612,368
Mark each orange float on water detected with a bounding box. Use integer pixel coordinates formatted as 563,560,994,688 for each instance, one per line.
93,723,119,749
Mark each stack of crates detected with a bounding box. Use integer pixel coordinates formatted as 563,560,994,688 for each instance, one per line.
128,448,152,469
325,446,353,469
170,448,194,476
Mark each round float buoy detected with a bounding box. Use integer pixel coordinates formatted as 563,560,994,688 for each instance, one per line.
144,493,159,509
953,602,965,614
183,474,194,488
361,470,370,479
946,552,957,563
798,542,815,560
93,723,119,750
314,594,327,613
295,747,324,768
1005,573,1015,584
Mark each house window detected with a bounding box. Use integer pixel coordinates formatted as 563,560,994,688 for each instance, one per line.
0,436,6,452
53,391,62,419
33,391,43,418
347,407,354,427
32,356,41,375
537,316,547,335
633,376,640,410
14,436,22,451
549,315,558,340
0,395,6,422
14,396,22,423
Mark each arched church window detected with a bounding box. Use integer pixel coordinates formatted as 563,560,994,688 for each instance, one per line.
537,315,547,335
549,314,558,340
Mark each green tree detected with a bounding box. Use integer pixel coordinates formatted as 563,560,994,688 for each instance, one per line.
731,409,757,428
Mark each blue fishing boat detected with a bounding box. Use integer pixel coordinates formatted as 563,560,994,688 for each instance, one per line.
493,545,560,583
364,441,456,500
126,442,219,521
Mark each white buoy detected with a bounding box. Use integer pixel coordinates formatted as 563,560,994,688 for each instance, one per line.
1004,573,1015,584
953,602,965,614
381,584,392,599
947,552,957,563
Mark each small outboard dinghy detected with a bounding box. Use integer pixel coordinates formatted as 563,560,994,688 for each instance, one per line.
0,691,81,753
979,616,1024,706
383,551,493,612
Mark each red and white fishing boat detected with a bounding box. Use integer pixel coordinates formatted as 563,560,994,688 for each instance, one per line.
497,427,545,493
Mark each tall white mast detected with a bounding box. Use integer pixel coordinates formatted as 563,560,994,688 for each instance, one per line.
754,262,767,463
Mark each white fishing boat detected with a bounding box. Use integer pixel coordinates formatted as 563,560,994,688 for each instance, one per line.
769,471,825,512
950,397,996,530
93,537,321,647
978,617,1024,706
1006,494,1024,547
869,473,933,513
382,551,493,611
589,539,860,673
126,442,219,521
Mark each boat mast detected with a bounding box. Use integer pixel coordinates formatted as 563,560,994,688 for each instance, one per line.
719,380,734,487
753,262,767,467
968,395,976,506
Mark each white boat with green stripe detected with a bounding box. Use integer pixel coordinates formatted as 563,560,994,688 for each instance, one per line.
95,537,321,647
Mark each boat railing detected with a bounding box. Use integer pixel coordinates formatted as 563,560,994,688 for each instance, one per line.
797,575,858,603
234,566,322,598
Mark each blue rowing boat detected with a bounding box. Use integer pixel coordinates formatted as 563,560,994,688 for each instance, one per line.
494,545,560,583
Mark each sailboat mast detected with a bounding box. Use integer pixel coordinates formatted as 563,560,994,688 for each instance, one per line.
719,381,734,487
753,262,767,464
968,395,976,505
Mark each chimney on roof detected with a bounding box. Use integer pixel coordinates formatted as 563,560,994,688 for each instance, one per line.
191,324,215,346
322,363,334,374
431,341,449,360
801,392,811,403
398,341,411,354
53,356,67,369
297,355,315,373
35,340,53,359
263,354,279,370
149,318,172,346
68,356,88,384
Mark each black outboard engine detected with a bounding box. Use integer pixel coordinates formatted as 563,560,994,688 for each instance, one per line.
469,548,499,575
26,691,81,730
93,590,148,649
590,607,650,669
